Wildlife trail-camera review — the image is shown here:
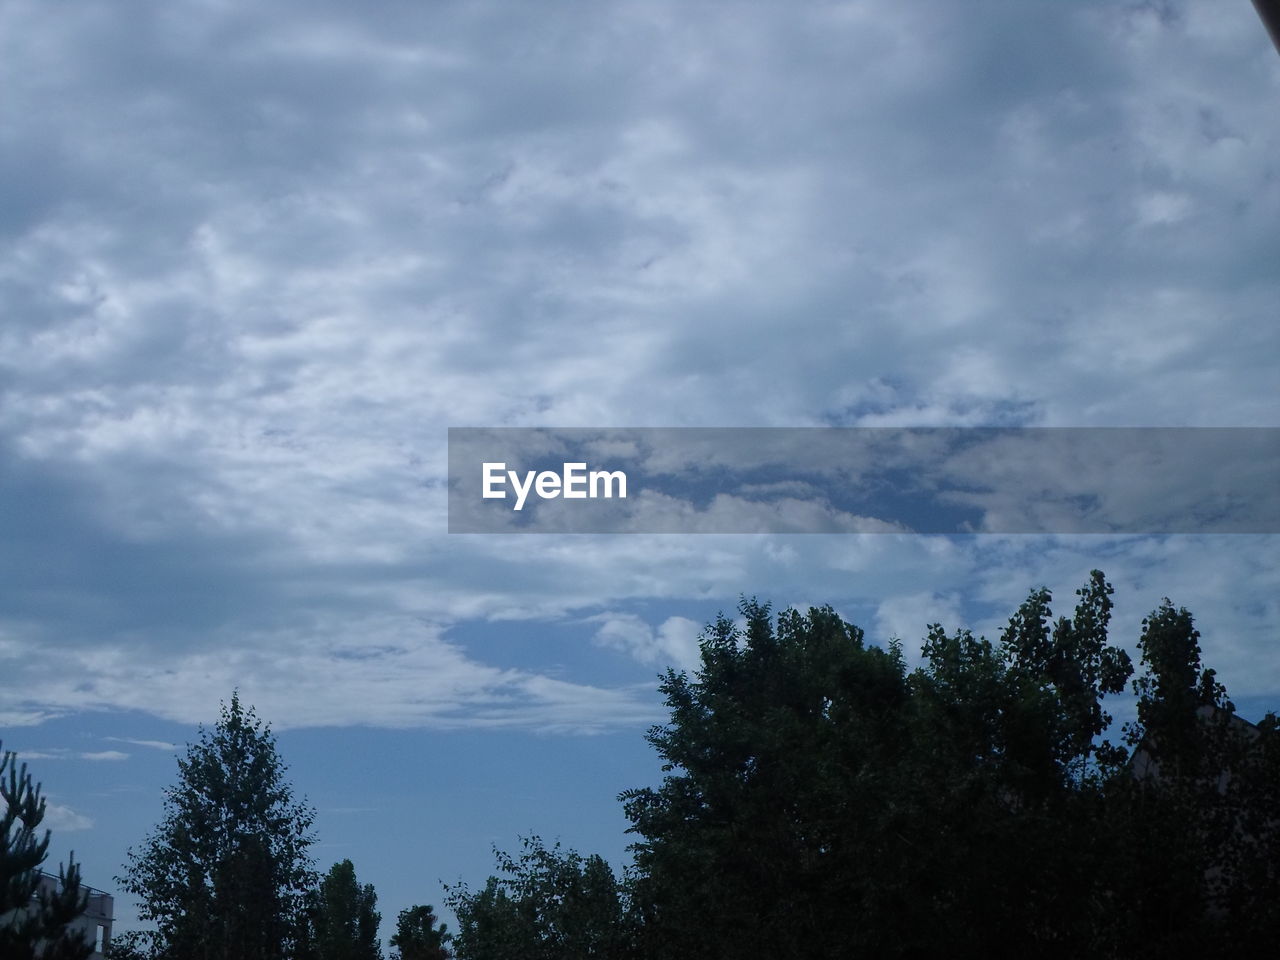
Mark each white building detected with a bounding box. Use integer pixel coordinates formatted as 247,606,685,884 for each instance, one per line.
7,871,114,958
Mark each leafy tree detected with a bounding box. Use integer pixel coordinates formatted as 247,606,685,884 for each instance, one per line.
1000,570,1133,780
619,574,1279,957
446,877,522,960
1100,600,1280,955
621,601,919,958
117,693,318,960
388,904,452,960
445,837,628,960
313,860,381,960
0,742,93,960
102,929,156,960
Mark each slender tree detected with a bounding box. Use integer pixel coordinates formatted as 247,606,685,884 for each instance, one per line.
117,693,317,960
1099,601,1280,955
314,860,382,960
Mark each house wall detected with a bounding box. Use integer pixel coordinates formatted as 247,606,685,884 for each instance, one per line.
7,871,115,959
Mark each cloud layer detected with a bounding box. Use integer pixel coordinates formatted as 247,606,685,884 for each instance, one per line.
2,1,1277,732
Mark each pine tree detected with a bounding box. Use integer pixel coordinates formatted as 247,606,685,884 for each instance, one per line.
0,742,93,960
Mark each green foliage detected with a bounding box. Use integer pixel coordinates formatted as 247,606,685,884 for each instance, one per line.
117,693,318,960
1001,570,1133,779
1127,599,1232,768
311,860,382,960
1100,600,1280,954
102,929,158,960
618,573,1280,957
621,600,912,958
388,904,451,960
444,837,628,960
0,742,93,960
95,573,1280,959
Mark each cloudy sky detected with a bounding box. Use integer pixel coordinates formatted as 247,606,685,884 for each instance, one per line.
3,0,1278,942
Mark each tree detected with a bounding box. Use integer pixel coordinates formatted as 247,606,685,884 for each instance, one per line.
1000,570,1133,780
618,574,1279,957
102,929,155,960
620,601,920,958
313,860,381,960
1099,600,1280,955
388,904,452,960
117,693,317,960
445,837,628,960
1,742,93,960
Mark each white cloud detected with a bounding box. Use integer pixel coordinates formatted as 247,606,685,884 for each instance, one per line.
1,614,662,734
592,614,703,672
0,797,92,833
41,802,94,832
0,0,1275,735
8,749,130,762
104,737,177,751
876,592,965,643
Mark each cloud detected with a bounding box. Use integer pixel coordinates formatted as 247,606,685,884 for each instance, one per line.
104,737,177,751
875,591,966,668
0,709,59,727
41,802,94,833
9,749,129,762
592,614,703,672
1,613,662,734
0,797,93,832
0,0,1275,734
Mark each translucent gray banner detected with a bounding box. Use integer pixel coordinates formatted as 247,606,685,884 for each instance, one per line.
447,428,1280,534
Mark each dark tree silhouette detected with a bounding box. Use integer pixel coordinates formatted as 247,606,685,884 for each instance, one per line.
1,742,93,960
445,837,627,960
388,904,452,960
313,860,382,960
117,693,317,960
618,573,1279,958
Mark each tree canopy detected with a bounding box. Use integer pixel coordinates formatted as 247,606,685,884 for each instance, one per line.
311,859,382,960
101,574,1279,959
617,572,1280,958
117,693,318,960
444,836,627,960
388,904,452,960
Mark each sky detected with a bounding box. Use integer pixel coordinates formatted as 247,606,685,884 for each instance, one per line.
2,0,1279,946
